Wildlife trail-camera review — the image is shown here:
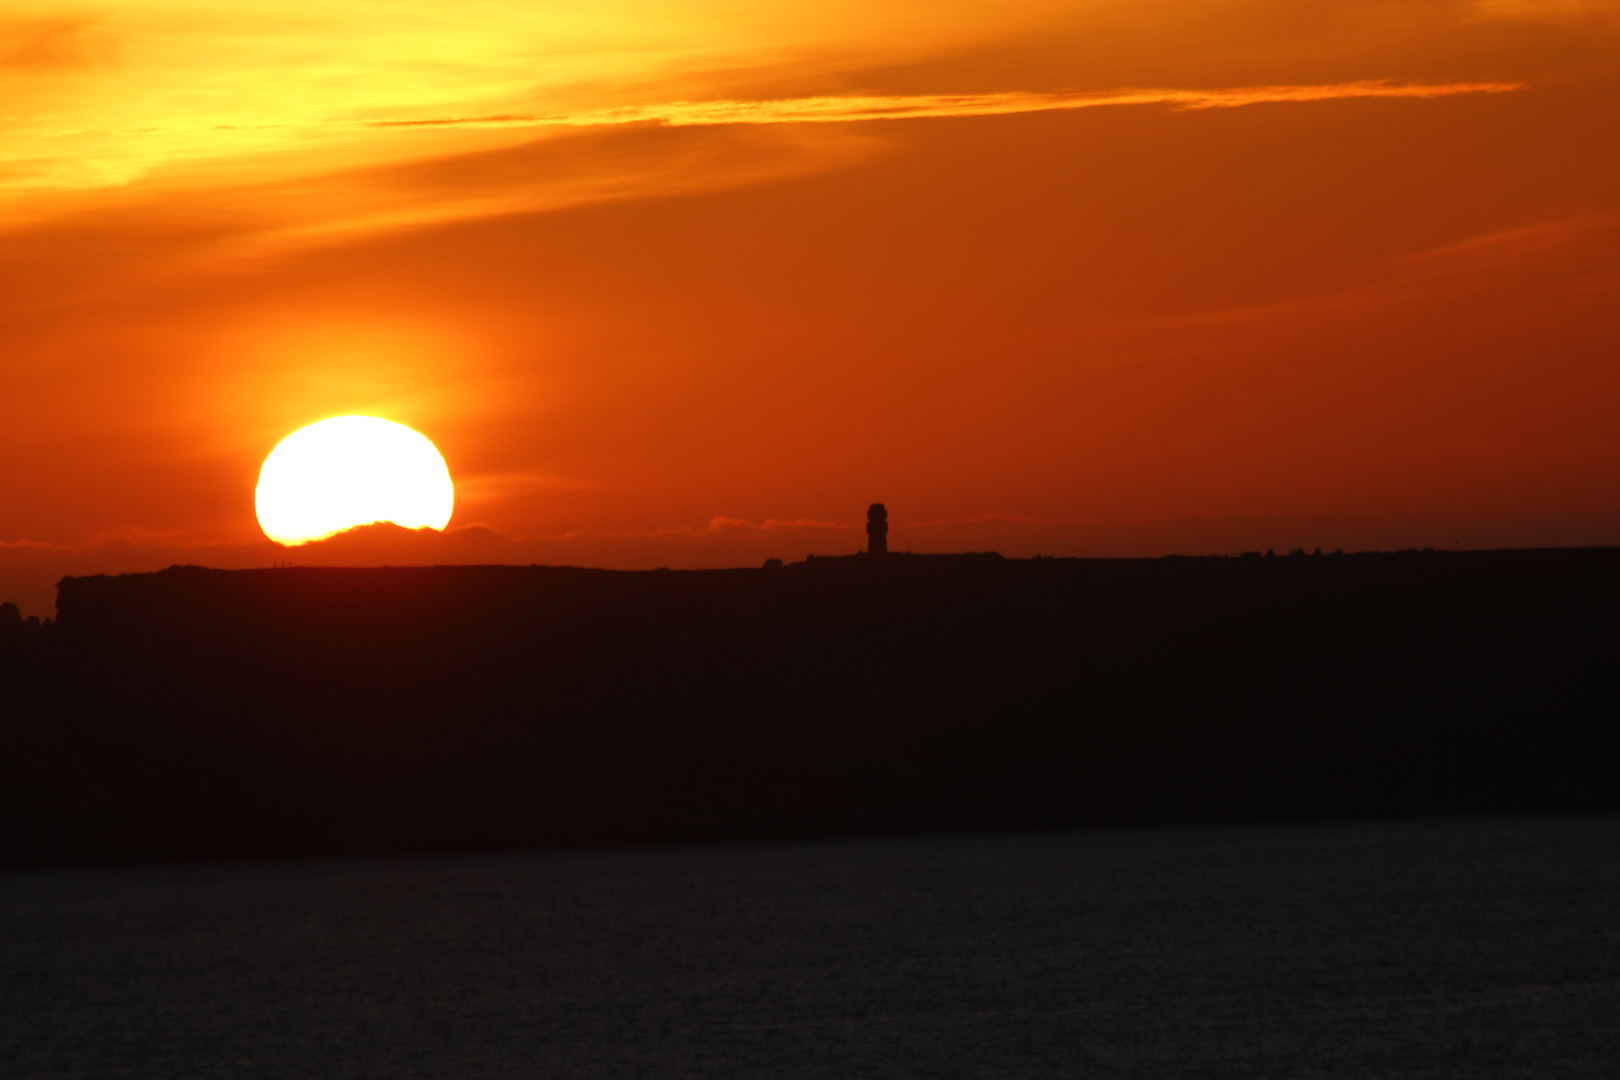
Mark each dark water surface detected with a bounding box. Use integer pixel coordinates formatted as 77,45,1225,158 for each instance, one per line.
3,816,1617,1078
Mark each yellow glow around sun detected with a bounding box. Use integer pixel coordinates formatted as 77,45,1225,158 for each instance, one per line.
255,416,454,545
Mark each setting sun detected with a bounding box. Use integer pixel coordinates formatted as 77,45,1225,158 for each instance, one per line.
255,417,454,545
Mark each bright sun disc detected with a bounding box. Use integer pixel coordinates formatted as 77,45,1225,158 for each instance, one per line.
255,416,453,545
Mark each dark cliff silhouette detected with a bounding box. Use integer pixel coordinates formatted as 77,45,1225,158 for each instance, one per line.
2,547,1617,866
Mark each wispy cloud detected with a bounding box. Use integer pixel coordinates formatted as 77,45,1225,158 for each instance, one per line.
902,513,1045,529
1472,0,1620,19
1393,213,1620,268
16,80,1523,144
151,80,1532,136
5,77,1515,213
1130,213,1620,336
372,81,1524,130
559,516,852,540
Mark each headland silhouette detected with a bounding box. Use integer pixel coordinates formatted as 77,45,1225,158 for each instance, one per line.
2,527,1617,866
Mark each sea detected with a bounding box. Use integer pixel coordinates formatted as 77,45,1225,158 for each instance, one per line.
3,815,1617,1079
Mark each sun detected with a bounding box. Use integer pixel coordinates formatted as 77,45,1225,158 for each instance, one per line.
255,416,454,545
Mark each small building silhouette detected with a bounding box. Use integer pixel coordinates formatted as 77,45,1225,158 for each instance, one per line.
866,504,888,556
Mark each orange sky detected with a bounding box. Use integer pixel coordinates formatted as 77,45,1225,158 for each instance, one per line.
4,0,1619,614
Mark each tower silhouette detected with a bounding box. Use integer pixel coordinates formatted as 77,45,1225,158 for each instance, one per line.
866,504,888,556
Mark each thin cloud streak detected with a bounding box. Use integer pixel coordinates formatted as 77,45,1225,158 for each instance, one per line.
1392,213,1620,267
340,81,1530,130
1156,214,1620,331
38,80,1522,141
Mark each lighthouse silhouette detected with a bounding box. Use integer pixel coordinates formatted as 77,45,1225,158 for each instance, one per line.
866,503,888,556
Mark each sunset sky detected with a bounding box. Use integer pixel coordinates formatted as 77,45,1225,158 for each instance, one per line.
3,0,1619,614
